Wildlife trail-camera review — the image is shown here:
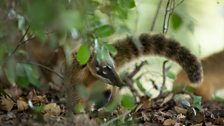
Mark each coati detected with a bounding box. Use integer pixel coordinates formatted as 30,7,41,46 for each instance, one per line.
174,50,224,100
64,33,203,111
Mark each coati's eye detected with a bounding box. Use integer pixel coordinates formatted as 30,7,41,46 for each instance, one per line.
101,65,113,75
93,57,124,87
96,65,112,75
95,64,122,85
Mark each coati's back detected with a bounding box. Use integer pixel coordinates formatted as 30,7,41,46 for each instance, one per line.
174,51,224,100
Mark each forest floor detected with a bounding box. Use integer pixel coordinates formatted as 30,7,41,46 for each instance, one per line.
0,86,224,126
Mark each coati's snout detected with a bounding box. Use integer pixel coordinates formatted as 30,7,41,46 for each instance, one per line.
87,54,125,87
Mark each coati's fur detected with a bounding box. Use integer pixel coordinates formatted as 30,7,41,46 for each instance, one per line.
64,33,203,110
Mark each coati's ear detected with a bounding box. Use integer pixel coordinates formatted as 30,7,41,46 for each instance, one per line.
87,54,125,87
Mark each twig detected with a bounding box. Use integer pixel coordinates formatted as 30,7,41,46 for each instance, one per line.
128,61,148,79
2,25,35,69
174,0,185,8
9,25,34,57
162,0,175,34
150,79,159,90
124,77,141,98
150,0,163,32
18,25,30,43
160,60,168,95
19,61,64,80
101,110,131,126
124,61,148,98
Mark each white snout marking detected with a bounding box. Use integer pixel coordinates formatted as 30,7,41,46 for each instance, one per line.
107,65,112,69
103,71,107,75
96,67,100,71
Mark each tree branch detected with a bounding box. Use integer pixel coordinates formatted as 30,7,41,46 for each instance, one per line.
160,60,168,95
19,61,64,80
128,61,148,79
174,0,185,8
150,0,163,32
124,61,148,98
9,25,35,57
162,0,175,34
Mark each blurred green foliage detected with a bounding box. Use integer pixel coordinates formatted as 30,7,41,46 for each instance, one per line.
192,96,203,111
171,12,183,30
0,0,189,111
135,79,146,94
104,98,120,112
121,94,135,110
16,63,41,88
76,44,91,65
32,105,45,121
95,25,114,37
0,0,136,88
4,58,16,86
74,103,85,113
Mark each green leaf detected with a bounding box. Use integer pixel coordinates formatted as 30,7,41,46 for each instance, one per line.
16,63,29,87
86,1,99,14
104,43,117,56
121,94,135,110
62,11,83,31
0,43,7,65
74,103,85,113
33,105,44,113
185,86,196,93
95,42,109,63
135,79,146,93
24,65,41,88
166,71,176,80
17,76,29,88
76,44,91,65
95,25,114,37
193,96,201,105
213,96,224,101
16,63,26,76
104,99,119,112
99,46,108,62
30,26,46,41
16,63,41,88
17,15,25,31
171,13,183,30
32,105,44,121
192,96,203,111
4,58,16,86
118,0,135,9
172,85,196,94
116,7,128,19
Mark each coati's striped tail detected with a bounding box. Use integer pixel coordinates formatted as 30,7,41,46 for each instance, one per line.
113,33,203,84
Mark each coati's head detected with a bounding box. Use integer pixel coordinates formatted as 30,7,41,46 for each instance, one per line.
87,54,125,87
